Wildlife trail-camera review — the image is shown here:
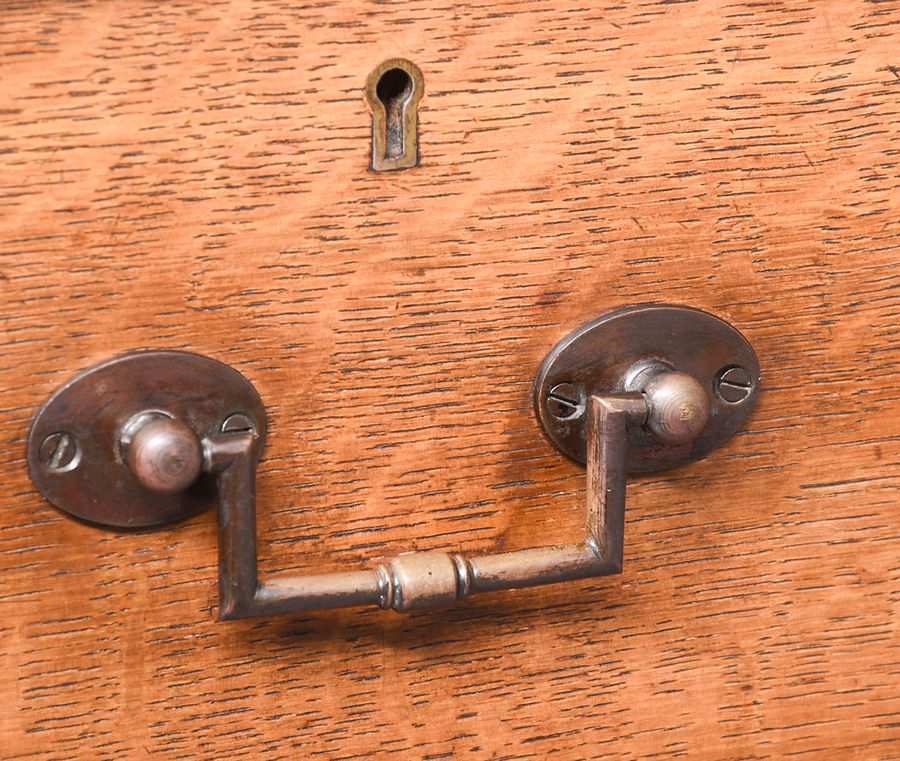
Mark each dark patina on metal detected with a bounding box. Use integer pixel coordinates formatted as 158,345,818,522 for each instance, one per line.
533,303,760,469
27,351,267,528
27,304,759,618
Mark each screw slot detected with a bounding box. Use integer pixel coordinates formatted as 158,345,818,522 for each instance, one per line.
714,365,754,403
222,413,256,435
547,382,585,420
39,432,79,473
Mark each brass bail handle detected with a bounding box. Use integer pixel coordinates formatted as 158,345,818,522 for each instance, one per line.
126,370,704,617
26,304,759,620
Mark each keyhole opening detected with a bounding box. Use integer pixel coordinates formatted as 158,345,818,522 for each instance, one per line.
376,68,413,160
365,59,423,171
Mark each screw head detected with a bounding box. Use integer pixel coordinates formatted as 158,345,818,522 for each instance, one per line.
221,413,256,435
38,432,79,473
715,366,754,403
546,382,584,420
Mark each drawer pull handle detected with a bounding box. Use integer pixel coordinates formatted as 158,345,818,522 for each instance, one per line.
27,304,758,619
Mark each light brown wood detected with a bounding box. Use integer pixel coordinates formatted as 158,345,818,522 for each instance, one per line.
1,1,899,757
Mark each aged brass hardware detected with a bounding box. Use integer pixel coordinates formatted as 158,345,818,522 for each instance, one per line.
28,351,266,529
27,304,758,619
714,365,755,403
365,59,423,171
532,304,759,469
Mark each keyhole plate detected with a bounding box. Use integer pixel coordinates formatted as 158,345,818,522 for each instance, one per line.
27,351,267,529
365,59,424,171
533,304,760,470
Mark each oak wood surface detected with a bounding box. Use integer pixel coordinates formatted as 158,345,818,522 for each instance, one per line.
1,1,899,758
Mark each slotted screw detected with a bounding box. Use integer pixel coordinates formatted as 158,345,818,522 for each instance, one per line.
714,366,754,403
221,413,255,435
546,382,584,420
39,432,79,472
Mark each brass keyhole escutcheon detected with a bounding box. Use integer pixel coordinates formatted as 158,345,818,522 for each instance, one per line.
365,59,424,171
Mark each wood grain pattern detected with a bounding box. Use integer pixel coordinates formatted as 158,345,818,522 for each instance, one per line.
1,0,898,757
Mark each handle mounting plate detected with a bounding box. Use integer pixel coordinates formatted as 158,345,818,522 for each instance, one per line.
27,350,267,528
533,304,760,470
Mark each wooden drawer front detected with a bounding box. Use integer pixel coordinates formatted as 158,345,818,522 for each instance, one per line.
1,2,898,758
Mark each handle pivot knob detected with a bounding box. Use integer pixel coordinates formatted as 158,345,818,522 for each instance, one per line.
125,416,203,494
643,371,711,445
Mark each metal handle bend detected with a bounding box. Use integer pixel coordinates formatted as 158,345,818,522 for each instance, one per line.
207,393,646,619
27,305,759,621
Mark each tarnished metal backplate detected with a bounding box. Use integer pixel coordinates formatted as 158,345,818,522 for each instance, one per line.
27,351,267,529
533,304,760,471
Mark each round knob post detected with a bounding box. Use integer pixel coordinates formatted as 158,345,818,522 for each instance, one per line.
642,371,711,445
125,416,203,494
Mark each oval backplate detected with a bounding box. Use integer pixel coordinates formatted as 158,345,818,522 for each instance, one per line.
533,304,760,471
27,350,267,529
